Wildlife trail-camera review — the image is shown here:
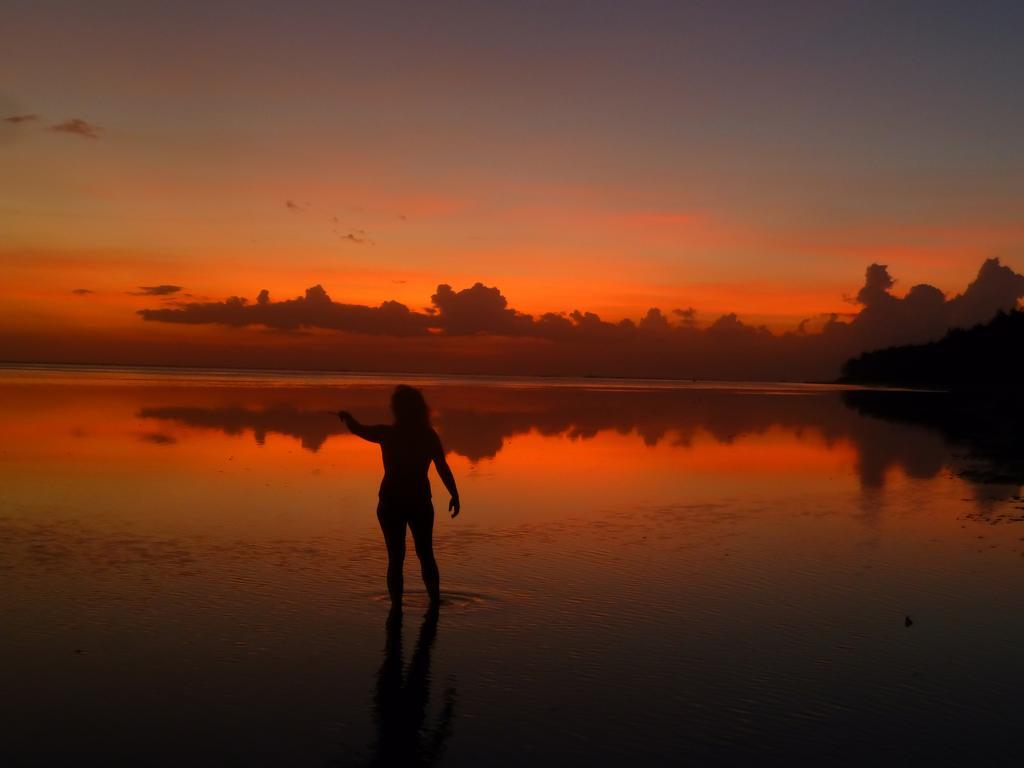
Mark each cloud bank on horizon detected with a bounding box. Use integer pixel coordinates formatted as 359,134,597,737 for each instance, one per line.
137,258,1024,381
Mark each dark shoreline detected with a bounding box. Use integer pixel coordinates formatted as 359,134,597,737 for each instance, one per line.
0,360,848,387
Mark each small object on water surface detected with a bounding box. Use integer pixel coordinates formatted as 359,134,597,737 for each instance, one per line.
905,616,914,628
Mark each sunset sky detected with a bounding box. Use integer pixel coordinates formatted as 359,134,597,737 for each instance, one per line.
3,1,1024,375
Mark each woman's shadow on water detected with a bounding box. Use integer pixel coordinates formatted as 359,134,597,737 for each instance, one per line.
355,605,455,767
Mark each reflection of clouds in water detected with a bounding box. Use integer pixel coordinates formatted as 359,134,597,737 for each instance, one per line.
963,486,1024,525
138,404,340,451
843,390,1024,490
135,385,1000,492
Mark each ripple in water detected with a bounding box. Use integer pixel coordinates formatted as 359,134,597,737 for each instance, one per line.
366,588,505,610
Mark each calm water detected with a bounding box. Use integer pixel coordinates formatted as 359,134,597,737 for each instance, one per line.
2,365,1023,766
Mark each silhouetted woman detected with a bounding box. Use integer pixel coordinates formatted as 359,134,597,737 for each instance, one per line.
338,386,459,606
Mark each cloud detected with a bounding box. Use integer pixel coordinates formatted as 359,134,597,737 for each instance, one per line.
135,259,1024,380
673,307,698,327
431,283,535,336
948,257,1024,328
338,228,372,244
139,285,431,336
638,308,672,333
71,288,95,295
50,118,101,139
855,263,895,305
4,114,38,124
131,285,183,296
821,258,1024,353
285,200,303,212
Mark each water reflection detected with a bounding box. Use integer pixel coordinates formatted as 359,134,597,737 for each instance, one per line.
842,389,1024,485
138,404,342,451
136,385,1019,491
365,606,455,767
5,368,1024,765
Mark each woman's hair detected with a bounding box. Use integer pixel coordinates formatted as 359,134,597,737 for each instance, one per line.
390,384,431,427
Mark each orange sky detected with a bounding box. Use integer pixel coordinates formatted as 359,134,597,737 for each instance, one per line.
3,2,1024,370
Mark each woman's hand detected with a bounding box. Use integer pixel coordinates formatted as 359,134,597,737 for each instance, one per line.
449,496,460,518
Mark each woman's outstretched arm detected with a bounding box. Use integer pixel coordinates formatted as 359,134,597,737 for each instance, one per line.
432,435,460,518
337,411,388,443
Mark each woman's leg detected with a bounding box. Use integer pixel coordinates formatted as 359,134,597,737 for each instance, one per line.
377,504,406,604
408,502,440,604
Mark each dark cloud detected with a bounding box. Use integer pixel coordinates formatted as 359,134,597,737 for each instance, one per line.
326,215,372,244
71,288,95,296
285,200,303,212
338,228,372,245
139,285,431,336
673,307,697,327
638,308,671,333
856,263,895,305
139,432,176,445
132,285,183,296
431,283,535,336
821,258,1024,354
4,114,38,124
135,259,1024,380
949,257,1024,328
50,118,101,139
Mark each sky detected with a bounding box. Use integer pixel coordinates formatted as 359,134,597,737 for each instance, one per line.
3,0,1024,377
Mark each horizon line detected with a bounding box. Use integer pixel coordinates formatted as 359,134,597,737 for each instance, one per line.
0,359,939,392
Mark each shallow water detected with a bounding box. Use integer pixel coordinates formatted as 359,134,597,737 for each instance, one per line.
2,365,1023,766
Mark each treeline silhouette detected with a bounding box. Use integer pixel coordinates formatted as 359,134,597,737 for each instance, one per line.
840,309,1024,391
